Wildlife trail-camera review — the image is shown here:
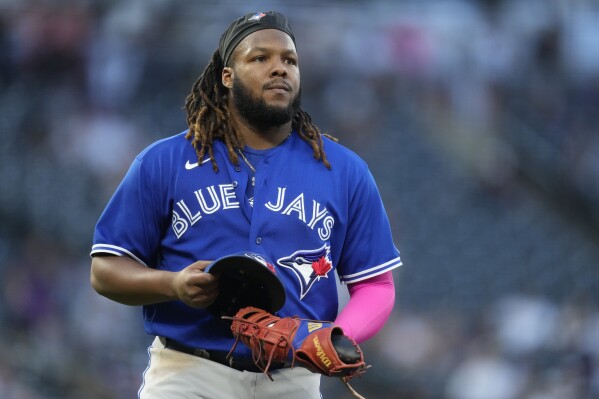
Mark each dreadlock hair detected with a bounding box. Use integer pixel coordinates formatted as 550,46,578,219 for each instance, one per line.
184,49,336,172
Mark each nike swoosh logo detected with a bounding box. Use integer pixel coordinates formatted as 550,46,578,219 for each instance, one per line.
185,158,211,170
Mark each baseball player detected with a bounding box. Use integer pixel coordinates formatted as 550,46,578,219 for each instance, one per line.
90,11,401,399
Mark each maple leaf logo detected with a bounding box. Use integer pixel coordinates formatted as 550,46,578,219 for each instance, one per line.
311,256,332,277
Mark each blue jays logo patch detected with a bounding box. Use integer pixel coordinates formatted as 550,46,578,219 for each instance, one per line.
248,12,266,22
278,245,333,299
245,252,276,274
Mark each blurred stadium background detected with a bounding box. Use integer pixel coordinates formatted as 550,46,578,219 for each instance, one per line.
1,0,598,398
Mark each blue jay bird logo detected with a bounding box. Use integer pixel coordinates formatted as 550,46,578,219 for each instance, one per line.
278,245,333,299
248,12,266,21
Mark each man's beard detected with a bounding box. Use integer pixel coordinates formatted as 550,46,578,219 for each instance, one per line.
232,76,301,129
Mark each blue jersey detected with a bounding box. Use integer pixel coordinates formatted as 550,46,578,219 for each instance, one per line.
91,131,401,353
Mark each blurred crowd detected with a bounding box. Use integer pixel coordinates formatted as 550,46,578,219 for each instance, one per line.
361,293,599,399
1,1,598,398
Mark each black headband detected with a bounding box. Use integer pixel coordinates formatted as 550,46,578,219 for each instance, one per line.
219,11,296,67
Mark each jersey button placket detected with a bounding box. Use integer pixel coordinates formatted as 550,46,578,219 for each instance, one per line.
251,158,270,248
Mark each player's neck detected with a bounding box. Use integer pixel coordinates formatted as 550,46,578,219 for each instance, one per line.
230,111,292,150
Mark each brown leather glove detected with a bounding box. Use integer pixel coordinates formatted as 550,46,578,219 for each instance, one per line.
225,306,369,398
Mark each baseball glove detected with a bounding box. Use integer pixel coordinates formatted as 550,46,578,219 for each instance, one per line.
224,306,369,399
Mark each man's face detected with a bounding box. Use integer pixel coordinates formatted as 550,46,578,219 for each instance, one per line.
223,29,301,128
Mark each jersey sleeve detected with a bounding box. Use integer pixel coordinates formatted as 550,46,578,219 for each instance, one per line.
337,167,402,284
90,155,163,267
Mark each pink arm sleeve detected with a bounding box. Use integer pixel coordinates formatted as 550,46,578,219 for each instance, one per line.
334,271,395,344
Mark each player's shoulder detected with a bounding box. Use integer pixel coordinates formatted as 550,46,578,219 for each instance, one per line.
136,130,190,161
320,135,369,170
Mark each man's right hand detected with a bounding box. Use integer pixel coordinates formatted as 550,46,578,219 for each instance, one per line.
171,260,220,308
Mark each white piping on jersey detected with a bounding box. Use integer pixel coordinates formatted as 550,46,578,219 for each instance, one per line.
340,256,402,281
341,265,402,284
90,249,121,257
91,243,149,267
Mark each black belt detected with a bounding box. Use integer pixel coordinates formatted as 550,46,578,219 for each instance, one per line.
160,337,285,373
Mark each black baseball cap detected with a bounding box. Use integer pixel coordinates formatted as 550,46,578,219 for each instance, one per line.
219,11,296,66
205,251,286,317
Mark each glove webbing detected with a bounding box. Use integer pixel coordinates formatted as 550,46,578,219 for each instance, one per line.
224,313,300,379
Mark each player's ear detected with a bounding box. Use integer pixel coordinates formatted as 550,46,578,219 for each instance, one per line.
222,67,234,89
